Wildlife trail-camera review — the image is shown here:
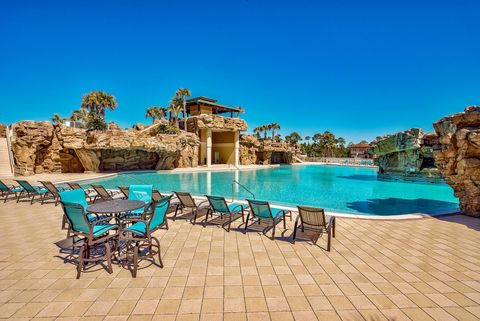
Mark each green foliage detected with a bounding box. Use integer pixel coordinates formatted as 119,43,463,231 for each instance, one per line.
81,90,117,120
145,106,166,123
51,113,66,124
300,131,350,157
285,132,302,144
86,114,107,131
156,123,180,134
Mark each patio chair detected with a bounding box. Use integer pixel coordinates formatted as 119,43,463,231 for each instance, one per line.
59,189,111,237
39,181,67,206
293,206,336,251
91,184,122,202
60,201,118,279
15,180,49,204
173,191,209,223
0,180,23,203
119,195,171,277
245,199,289,239
67,182,97,202
205,195,246,232
123,185,153,219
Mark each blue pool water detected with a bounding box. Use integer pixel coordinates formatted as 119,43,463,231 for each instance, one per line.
83,165,459,216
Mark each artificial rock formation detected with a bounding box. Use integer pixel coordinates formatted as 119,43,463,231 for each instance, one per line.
11,121,200,176
433,106,480,217
187,114,248,133
240,134,296,165
371,128,440,180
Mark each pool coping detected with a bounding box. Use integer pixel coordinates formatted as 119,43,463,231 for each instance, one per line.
58,168,460,221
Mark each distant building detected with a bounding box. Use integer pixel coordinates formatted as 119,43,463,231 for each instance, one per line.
349,143,372,159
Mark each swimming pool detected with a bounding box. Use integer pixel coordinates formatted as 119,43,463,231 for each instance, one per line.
83,165,459,216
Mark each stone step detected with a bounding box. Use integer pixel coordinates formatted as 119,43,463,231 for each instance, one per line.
0,138,13,177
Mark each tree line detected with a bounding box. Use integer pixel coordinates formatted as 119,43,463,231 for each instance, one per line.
51,88,192,131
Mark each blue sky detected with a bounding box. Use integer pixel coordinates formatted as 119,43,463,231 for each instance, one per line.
0,0,479,143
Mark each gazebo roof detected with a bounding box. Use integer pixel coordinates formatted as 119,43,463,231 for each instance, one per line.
186,96,244,115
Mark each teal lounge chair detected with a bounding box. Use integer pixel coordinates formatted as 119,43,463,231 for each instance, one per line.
15,180,49,204
205,195,246,232
0,180,23,203
67,182,97,202
119,195,171,277
60,201,118,279
245,199,289,239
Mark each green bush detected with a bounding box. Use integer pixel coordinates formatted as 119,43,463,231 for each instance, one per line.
86,114,107,131
157,124,179,135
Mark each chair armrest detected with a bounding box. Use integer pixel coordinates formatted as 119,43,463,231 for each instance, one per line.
228,204,246,213
91,217,115,227
195,199,210,208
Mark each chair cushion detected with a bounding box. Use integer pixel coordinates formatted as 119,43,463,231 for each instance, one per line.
93,224,117,237
11,187,24,193
37,188,48,194
125,222,147,236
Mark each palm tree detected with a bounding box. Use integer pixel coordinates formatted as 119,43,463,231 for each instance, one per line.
270,123,280,140
51,113,65,124
70,108,89,122
253,126,262,139
285,132,302,145
168,98,183,128
175,88,191,130
80,90,117,119
145,106,166,124
263,124,270,140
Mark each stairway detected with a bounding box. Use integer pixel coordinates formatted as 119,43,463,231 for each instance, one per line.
0,138,13,177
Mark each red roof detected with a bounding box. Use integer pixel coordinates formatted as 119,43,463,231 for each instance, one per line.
350,143,370,148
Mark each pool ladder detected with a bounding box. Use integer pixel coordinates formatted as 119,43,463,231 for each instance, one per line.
232,180,255,202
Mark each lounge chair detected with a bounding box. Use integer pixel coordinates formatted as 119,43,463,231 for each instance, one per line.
67,182,97,202
60,201,118,278
205,195,246,232
119,195,171,277
91,184,122,202
173,191,209,223
0,180,23,203
245,199,289,239
15,180,49,204
118,186,129,199
39,181,67,206
293,206,336,251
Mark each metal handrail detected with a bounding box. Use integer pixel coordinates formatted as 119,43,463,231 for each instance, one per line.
5,125,15,175
231,180,255,201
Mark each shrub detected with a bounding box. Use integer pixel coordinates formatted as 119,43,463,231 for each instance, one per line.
157,124,179,135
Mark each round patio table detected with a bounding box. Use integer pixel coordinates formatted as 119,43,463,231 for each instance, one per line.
87,199,145,215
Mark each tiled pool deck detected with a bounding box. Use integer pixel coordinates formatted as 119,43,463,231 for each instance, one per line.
1,198,480,321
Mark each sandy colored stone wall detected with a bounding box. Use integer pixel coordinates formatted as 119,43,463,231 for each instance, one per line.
239,134,296,165
11,121,200,176
433,106,480,217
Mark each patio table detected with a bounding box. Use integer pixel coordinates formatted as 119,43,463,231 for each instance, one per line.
87,199,145,215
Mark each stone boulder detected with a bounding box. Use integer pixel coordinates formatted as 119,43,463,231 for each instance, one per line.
239,134,296,165
11,121,200,175
187,114,248,132
371,128,441,180
433,106,480,217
